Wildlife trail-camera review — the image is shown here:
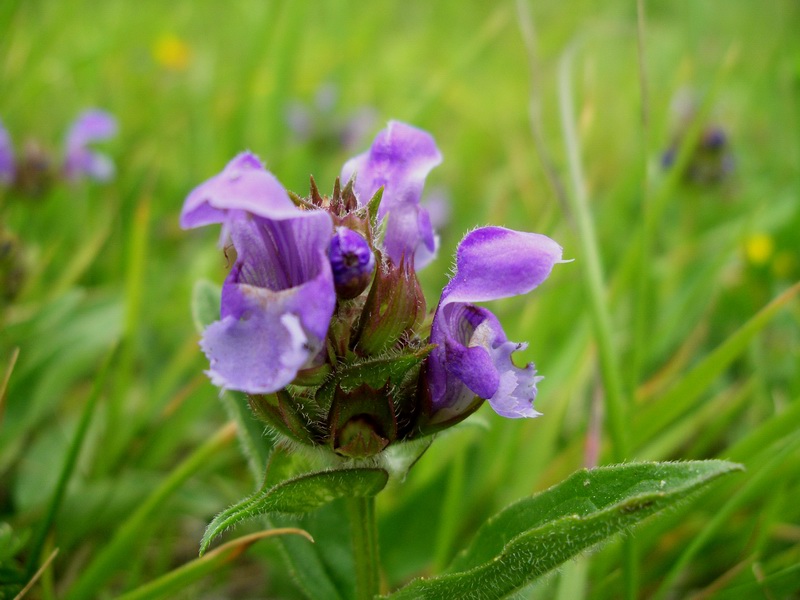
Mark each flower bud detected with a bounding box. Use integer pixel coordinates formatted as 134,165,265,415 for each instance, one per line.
15,141,53,197
328,382,397,458
0,229,26,302
329,227,375,299
353,255,426,356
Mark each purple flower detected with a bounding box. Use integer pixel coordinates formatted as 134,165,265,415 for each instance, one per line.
426,227,562,420
0,119,14,185
181,152,336,394
182,122,564,456
286,83,377,153
63,109,117,182
342,121,442,269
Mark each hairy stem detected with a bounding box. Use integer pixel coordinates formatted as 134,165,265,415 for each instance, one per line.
348,495,380,600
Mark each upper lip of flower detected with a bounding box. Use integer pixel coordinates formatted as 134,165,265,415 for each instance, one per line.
63,109,117,182
341,120,443,270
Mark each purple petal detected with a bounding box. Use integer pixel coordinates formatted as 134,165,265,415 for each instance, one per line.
202,312,310,394
181,152,300,230
441,227,562,305
0,119,15,184
201,209,336,394
427,227,562,420
65,110,117,148
63,110,117,181
341,121,442,268
421,187,451,231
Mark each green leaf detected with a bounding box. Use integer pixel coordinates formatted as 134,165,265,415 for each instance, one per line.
117,529,313,600
191,279,221,334
315,349,433,413
384,460,742,600
200,468,389,555
336,348,434,393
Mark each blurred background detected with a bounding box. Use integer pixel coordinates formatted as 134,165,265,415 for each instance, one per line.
1,0,799,598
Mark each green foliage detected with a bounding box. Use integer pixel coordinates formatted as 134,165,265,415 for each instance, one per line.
1,0,799,598
200,467,389,555
386,461,741,599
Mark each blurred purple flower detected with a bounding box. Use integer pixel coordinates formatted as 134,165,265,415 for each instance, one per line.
181,152,336,394
1,110,117,190
286,83,377,153
0,119,14,185
63,110,117,182
426,227,562,420
342,121,442,269
662,89,734,185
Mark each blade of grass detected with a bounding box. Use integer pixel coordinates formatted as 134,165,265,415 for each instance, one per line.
96,193,151,476
0,347,20,424
609,44,740,303
220,391,271,485
555,555,589,600
65,421,237,600
633,281,800,446
629,0,652,394
24,343,118,578
557,40,629,463
15,548,58,600
558,36,637,599
433,450,466,571
47,209,112,300
116,529,313,600
653,431,800,600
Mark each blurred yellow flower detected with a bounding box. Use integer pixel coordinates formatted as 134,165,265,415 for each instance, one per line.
153,34,191,72
743,233,774,266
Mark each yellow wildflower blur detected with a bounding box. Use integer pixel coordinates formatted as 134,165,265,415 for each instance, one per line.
743,233,774,267
153,34,191,72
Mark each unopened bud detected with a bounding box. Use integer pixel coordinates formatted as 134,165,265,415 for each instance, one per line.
353,255,426,356
329,227,375,299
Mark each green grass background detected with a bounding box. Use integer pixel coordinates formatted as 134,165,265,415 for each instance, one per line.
1,0,799,598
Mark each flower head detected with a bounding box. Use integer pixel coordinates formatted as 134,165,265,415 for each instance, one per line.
183,123,562,457
63,110,117,182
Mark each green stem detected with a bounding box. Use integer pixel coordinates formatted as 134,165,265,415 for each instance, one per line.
557,44,629,462
347,495,379,600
